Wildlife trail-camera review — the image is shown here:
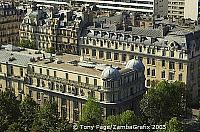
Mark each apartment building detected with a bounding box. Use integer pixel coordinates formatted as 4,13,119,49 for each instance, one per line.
19,4,93,54
73,0,168,17
0,2,26,45
0,45,50,99
79,16,200,99
168,0,200,21
0,44,145,122
26,54,145,122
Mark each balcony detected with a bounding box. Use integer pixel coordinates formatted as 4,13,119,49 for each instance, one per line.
27,73,103,90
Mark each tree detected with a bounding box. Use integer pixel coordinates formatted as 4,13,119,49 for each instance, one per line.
19,39,36,49
31,101,60,132
104,115,121,126
104,110,140,132
0,89,21,131
53,119,73,132
46,47,55,54
157,117,183,132
120,110,140,125
79,97,102,131
140,81,186,124
166,117,183,132
104,110,140,126
7,122,23,132
18,96,38,131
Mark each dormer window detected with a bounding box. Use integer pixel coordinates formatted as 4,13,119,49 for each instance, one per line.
171,51,174,57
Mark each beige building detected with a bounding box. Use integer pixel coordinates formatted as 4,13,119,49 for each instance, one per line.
19,4,93,54
0,2,26,45
0,45,145,122
168,0,200,21
79,18,200,99
0,45,49,100
26,54,145,122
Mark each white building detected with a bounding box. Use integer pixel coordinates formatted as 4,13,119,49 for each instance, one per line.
184,0,200,21
74,0,168,17
168,0,200,21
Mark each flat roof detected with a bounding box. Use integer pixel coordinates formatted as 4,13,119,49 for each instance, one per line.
0,45,50,67
34,54,126,77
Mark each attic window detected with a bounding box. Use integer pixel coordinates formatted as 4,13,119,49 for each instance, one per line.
9,57,16,61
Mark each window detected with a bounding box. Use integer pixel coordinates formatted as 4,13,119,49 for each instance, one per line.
131,45,134,51
100,93,104,101
20,68,23,77
152,69,156,76
147,68,150,75
152,58,155,65
170,51,174,57
54,71,56,77
94,79,97,86
78,76,81,83
147,48,151,54
122,54,126,62
162,60,165,67
179,74,183,81
169,62,175,70
111,94,115,102
37,92,40,100
106,52,111,59
179,63,183,70
139,46,142,52
161,71,165,78
92,49,96,56
47,69,49,76
115,43,118,49
37,79,40,87
123,44,126,50
169,72,174,80
179,53,183,58
100,40,103,47
114,53,119,60
147,58,151,64
139,56,143,62
86,77,89,84
147,79,151,86
66,73,68,80
40,68,42,74
99,51,104,58
107,43,111,48
152,49,155,54
86,48,89,54
162,50,166,56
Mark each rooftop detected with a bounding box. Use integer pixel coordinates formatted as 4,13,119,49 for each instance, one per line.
34,54,126,78
0,45,50,67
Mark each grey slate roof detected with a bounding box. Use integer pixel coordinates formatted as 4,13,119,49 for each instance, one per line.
0,48,49,67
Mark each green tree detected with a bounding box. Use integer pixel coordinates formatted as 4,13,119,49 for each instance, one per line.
18,96,38,131
0,89,21,131
79,97,102,131
120,110,139,125
105,110,139,125
53,119,73,132
31,101,60,132
19,39,36,49
140,81,186,124
46,47,55,54
7,122,23,132
157,117,183,132
104,114,121,125
104,110,140,132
